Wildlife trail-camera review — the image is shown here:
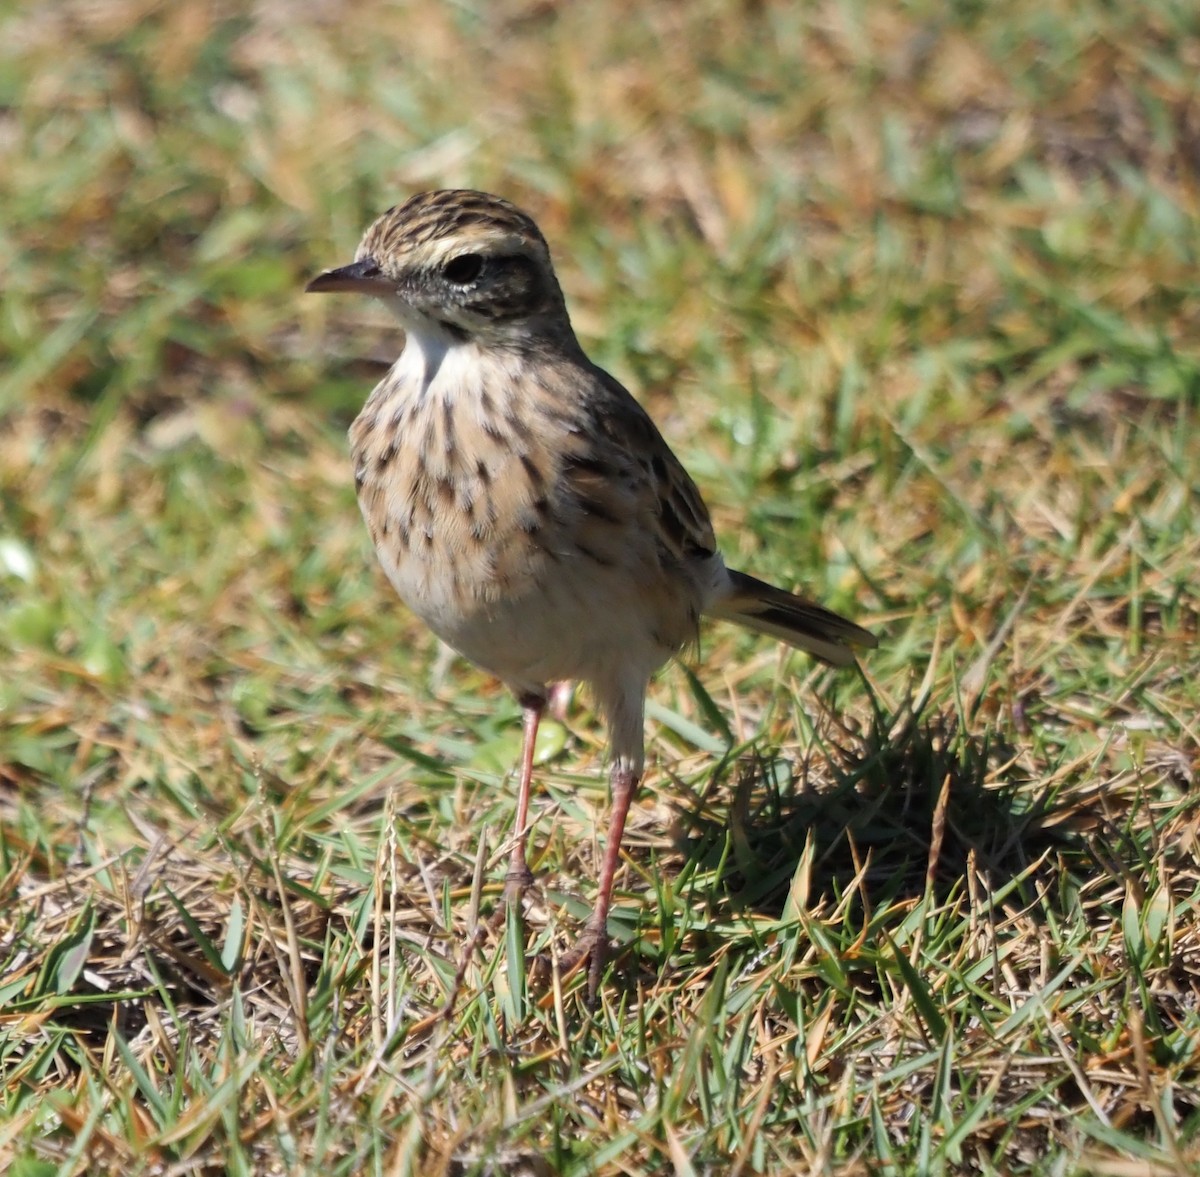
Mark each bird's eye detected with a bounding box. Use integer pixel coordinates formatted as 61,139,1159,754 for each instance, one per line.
442,253,484,285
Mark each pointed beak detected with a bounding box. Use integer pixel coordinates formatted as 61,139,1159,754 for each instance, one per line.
305,256,389,295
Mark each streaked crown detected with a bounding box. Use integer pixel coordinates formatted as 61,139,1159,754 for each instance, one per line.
306,190,572,344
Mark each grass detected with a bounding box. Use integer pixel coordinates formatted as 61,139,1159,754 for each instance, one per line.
2,0,1199,1172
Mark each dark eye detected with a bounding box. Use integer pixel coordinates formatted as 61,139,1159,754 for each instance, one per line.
442,253,484,285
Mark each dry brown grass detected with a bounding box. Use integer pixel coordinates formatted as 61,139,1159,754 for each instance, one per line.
2,1,1199,1173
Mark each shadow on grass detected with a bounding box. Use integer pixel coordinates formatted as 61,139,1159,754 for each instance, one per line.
671,697,1058,925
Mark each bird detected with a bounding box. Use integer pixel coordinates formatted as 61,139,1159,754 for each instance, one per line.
306,190,876,1001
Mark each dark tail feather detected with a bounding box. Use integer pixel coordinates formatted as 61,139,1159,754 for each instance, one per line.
705,568,877,667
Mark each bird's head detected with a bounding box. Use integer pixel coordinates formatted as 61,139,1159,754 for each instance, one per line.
306,190,572,348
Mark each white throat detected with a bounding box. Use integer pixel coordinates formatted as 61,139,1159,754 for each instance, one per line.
387,302,467,399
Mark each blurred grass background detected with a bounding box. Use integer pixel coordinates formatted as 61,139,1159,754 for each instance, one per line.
2,0,1199,1173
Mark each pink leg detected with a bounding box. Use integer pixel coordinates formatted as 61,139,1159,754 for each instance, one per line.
505,693,545,903
548,680,573,722
561,763,639,1002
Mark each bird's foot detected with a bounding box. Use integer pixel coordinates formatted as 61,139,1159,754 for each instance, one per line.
529,922,608,1005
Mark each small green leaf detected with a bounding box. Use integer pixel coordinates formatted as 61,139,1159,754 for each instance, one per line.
1143,885,1170,957
164,886,229,976
884,931,946,1043
505,901,526,1025
49,903,96,995
5,600,59,648
1122,885,1144,967
79,630,124,681
222,895,246,973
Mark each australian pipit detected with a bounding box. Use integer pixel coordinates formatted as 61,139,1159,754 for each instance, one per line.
307,190,876,1000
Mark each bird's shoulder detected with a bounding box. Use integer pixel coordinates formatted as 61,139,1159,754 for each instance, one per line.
532,354,718,565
